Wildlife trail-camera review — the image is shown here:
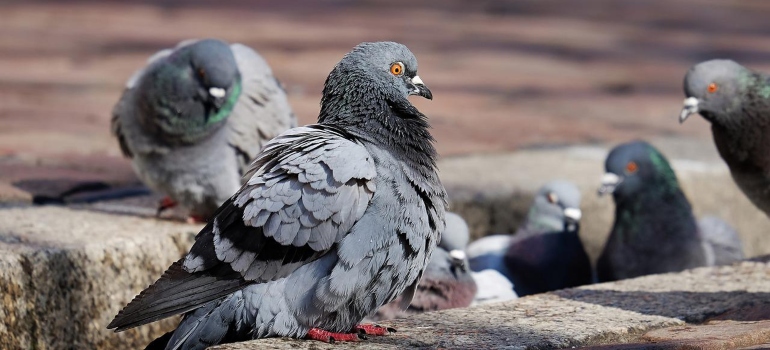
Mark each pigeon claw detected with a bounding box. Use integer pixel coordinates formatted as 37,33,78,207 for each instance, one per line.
306,328,362,343
354,324,394,336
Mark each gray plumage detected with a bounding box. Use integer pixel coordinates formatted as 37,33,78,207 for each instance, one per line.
468,180,590,296
112,38,296,220
597,141,712,282
109,41,445,349
680,59,770,217
698,216,744,266
370,212,477,321
470,269,518,305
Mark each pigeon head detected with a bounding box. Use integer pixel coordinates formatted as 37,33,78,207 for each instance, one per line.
188,39,241,108
319,41,432,125
599,141,680,201
524,180,582,233
138,39,242,144
680,59,750,125
440,212,470,252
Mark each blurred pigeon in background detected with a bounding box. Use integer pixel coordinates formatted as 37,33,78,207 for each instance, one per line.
468,180,591,297
597,140,743,282
111,38,296,221
680,59,770,218
698,216,744,266
108,41,445,347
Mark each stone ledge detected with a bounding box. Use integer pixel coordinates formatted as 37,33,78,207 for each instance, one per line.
0,206,199,349
210,259,770,349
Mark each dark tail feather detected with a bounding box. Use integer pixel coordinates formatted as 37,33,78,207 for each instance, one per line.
144,331,173,350
108,260,248,332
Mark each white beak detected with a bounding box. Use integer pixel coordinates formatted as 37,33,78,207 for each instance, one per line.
679,97,699,124
563,208,582,222
209,87,226,99
449,249,466,261
598,172,622,196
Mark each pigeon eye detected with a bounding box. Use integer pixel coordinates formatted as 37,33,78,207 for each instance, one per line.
547,192,559,204
198,68,206,79
390,62,404,76
707,83,718,93
625,161,638,174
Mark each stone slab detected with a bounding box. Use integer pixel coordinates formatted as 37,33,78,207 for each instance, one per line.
209,260,770,349
0,206,200,349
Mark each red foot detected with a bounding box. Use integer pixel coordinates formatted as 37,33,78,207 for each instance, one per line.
306,328,361,343
354,324,395,336
156,196,177,216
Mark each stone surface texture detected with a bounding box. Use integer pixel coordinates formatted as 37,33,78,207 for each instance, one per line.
0,206,199,349
209,260,770,349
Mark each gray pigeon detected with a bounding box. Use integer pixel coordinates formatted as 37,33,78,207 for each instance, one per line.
108,41,446,348
369,212,477,321
597,141,743,282
680,59,770,217
467,180,591,296
112,38,296,221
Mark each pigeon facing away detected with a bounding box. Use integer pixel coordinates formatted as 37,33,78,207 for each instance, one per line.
468,180,591,297
112,38,296,221
596,141,743,282
108,41,446,348
369,212,477,321
680,60,770,218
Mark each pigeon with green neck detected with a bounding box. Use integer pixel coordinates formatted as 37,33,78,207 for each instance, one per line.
112,38,296,222
597,141,743,282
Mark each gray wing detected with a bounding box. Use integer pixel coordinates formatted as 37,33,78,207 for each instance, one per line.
108,125,376,331
110,46,175,158
227,43,297,172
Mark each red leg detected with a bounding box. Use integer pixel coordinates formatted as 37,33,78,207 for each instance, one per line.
306,328,361,343
354,324,396,336
156,196,177,216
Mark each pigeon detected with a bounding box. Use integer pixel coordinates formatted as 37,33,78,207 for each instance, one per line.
680,59,770,217
467,180,591,297
111,38,296,221
108,41,446,348
596,140,743,282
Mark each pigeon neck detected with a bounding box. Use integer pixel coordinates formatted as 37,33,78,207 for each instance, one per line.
319,92,438,171
613,188,698,244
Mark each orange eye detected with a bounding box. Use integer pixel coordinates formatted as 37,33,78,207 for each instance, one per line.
390,62,404,76
626,161,638,174
707,83,718,93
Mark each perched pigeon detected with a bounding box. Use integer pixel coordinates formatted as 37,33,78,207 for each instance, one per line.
597,141,743,282
112,38,296,221
680,59,770,217
108,41,445,348
468,180,591,297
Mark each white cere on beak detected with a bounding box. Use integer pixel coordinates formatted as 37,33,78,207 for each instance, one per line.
209,87,226,99
598,172,622,196
449,249,466,261
412,75,424,85
679,97,699,123
563,208,583,222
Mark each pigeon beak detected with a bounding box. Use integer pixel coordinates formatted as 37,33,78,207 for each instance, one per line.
679,97,699,124
563,207,582,223
208,87,227,109
448,249,467,271
409,75,433,100
598,172,622,196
